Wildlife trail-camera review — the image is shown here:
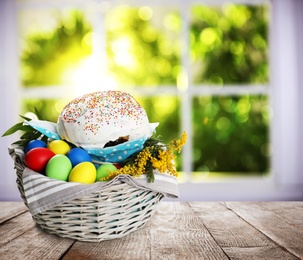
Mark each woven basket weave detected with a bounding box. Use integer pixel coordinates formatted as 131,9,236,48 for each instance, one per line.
14,153,164,242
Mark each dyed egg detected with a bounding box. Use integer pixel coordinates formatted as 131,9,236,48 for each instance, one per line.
113,163,121,169
24,147,55,173
96,164,117,181
67,148,92,167
47,140,70,155
25,140,47,153
46,154,72,181
68,162,96,184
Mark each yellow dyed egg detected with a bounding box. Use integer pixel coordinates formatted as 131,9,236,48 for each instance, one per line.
48,140,70,155
68,162,96,184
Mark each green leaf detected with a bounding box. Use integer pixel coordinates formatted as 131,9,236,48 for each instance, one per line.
34,107,43,120
18,125,36,132
146,161,155,183
20,131,41,140
2,111,47,149
19,115,32,121
2,114,34,137
12,140,27,146
1,122,24,137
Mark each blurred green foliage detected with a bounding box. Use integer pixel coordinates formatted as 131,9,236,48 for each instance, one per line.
105,6,180,86
193,95,269,173
21,11,92,86
20,4,269,174
191,5,268,84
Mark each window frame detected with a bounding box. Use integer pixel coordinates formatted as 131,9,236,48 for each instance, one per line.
0,0,302,201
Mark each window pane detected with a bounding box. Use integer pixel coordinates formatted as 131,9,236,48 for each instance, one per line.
105,6,181,87
191,4,269,85
192,95,270,175
19,9,92,87
136,95,180,140
135,95,182,170
22,98,68,122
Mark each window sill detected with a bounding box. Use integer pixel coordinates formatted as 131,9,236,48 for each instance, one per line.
175,176,303,201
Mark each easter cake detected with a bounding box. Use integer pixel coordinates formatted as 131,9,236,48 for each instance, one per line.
4,90,186,242
57,91,158,149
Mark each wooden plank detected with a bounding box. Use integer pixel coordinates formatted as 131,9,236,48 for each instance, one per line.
0,202,28,223
248,202,303,228
0,211,36,247
148,202,228,260
0,225,75,259
62,223,152,260
63,202,229,260
222,246,299,260
225,202,303,259
189,202,298,260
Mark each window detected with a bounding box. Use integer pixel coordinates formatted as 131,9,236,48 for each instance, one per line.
1,0,303,201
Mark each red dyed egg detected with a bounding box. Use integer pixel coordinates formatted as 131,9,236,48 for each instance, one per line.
24,147,55,173
113,163,121,169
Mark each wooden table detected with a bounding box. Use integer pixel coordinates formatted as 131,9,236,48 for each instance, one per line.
0,201,302,259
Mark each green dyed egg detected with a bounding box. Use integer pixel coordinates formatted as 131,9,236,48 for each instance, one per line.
46,154,72,181
96,164,117,181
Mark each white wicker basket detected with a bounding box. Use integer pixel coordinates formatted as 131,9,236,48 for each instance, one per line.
13,150,164,242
